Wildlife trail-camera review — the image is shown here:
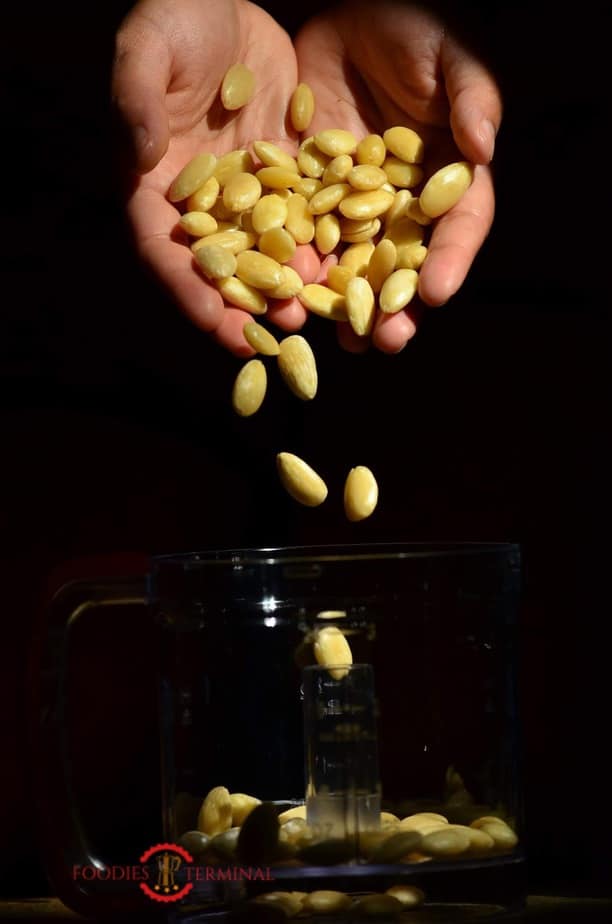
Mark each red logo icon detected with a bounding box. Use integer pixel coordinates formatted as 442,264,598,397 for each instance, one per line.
139,843,194,903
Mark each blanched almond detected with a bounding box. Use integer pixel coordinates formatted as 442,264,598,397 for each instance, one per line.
231,359,267,417
314,626,352,680
277,335,318,400
344,466,378,521
345,276,375,336
243,322,280,355
277,452,328,507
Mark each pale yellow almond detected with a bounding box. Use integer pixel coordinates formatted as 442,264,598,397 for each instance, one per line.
338,189,394,220
380,812,400,825
277,805,306,824
383,216,425,247
179,211,218,237
214,220,242,233
208,196,238,222
235,250,283,290
345,277,375,337
308,182,351,215
367,831,422,863
277,335,317,399
292,176,322,200
404,197,433,225
470,815,507,829
281,819,308,845
385,885,425,907
285,193,315,244
264,265,304,299
314,213,341,254
419,161,474,218
352,894,403,918
193,243,237,280
313,129,357,157
316,609,347,620
197,786,232,836
340,218,381,243
347,164,387,190
252,140,298,172
251,193,288,234
168,152,217,202
229,793,262,826
477,822,519,850
367,239,397,293
277,452,327,507
243,322,280,355
322,154,353,186
213,150,254,187
255,166,301,189
339,241,375,276
356,133,386,167
381,181,397,194
217,276,267,314
383,126,425,163
220,63,255,111
290,82,315,132
252,892,302,917
303,891,351,914
421,827,471,857
383,156,424,188
395,243,428,270
222,172,262,212
314,626,352,679
401,812,449,826
326,264,354,295
297,136,330,178
385,189,413,227
258,227,296,263
379,268,419,313
457,826,495,852
344,465,378,521
186,175,220,212
298,284,347,321
191,230,256,255
239,210,255,233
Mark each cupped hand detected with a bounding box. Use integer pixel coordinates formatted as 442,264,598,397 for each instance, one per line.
294,0,503,353
112,0,317,355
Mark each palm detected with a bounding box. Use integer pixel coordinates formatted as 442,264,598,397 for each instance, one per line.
295,1,498,353
124,0,313,353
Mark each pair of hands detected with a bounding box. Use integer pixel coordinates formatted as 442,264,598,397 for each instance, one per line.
111,0,502,356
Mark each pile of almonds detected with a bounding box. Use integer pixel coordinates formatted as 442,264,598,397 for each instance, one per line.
167,65,475,522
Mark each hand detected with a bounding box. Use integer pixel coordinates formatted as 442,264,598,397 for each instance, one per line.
294,0,503,353
111,0,318,355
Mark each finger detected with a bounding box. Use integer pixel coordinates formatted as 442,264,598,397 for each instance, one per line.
266,297,309,330
128,186,227,334
442,36,503,164
371,303,423,353
337,323,371,354
288,244,321,285
211,307,259,356
111,14,171,173
418,164,494,306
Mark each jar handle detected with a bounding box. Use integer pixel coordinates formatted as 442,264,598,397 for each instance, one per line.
27,554,155,918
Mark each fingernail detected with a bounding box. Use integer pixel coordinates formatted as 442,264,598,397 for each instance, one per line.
478,118,496,161
133,125,152,163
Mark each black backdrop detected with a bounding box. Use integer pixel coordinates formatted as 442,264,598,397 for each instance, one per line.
0,0,609,901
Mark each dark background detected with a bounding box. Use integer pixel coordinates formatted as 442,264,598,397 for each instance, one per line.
1,0,609,905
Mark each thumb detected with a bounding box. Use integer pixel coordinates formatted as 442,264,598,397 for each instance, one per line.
442,35,503,165
111,15,171,174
